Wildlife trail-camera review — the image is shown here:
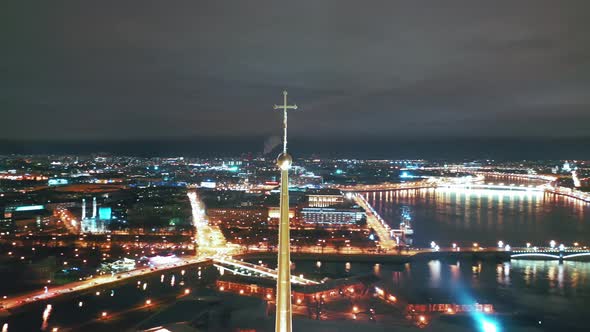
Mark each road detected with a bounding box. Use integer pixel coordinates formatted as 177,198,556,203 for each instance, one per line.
0,256,209,311
187,190,240,256
352,193,397,250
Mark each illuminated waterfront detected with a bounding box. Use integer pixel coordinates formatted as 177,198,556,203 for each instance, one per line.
366,187,589,247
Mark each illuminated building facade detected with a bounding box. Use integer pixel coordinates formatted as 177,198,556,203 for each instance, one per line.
300,207,364,226
306,190,343,208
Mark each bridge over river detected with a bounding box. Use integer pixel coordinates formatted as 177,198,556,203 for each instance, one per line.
332,172,590,205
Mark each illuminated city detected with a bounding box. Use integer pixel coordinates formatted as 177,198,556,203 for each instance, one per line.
2,2,590,332
0,153,589,331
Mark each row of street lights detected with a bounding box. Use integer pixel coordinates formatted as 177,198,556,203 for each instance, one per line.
429,240,579,252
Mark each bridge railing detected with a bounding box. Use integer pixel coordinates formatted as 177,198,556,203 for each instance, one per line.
213,257,319,285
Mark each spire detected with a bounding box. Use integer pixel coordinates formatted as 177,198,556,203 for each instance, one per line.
92,197,97,219
273,91,298,332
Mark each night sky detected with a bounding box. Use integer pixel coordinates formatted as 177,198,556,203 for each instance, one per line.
1,1,589,157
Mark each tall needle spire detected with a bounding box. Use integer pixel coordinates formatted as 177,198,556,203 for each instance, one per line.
273,90,298,332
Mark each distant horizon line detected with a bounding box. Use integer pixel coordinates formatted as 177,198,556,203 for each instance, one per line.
3,135,590,143
1,136,589,160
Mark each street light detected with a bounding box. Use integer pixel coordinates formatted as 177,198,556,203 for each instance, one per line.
550,240,556,248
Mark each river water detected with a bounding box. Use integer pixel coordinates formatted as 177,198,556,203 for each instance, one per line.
358,187,590,330
292,258,590,331
365,187,590,248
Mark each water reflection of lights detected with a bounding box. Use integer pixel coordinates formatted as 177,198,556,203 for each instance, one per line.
41,304,52,330
472,263,482,275
558,264,564,288
428,260,441,287
450,264,460,281
373,263,381,276
496,263,511,285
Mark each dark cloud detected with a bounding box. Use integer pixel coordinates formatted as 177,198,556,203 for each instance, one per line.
1,0,589,143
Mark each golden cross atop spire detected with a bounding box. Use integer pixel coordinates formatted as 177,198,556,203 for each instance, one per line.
273,90,298,153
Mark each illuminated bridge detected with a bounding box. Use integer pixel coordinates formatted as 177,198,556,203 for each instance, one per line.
437,183,543,192
335,180,544,193
334,175,590,204
509,248,590,261
212,257,319,285
334,181,436,192
421,246,590,261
